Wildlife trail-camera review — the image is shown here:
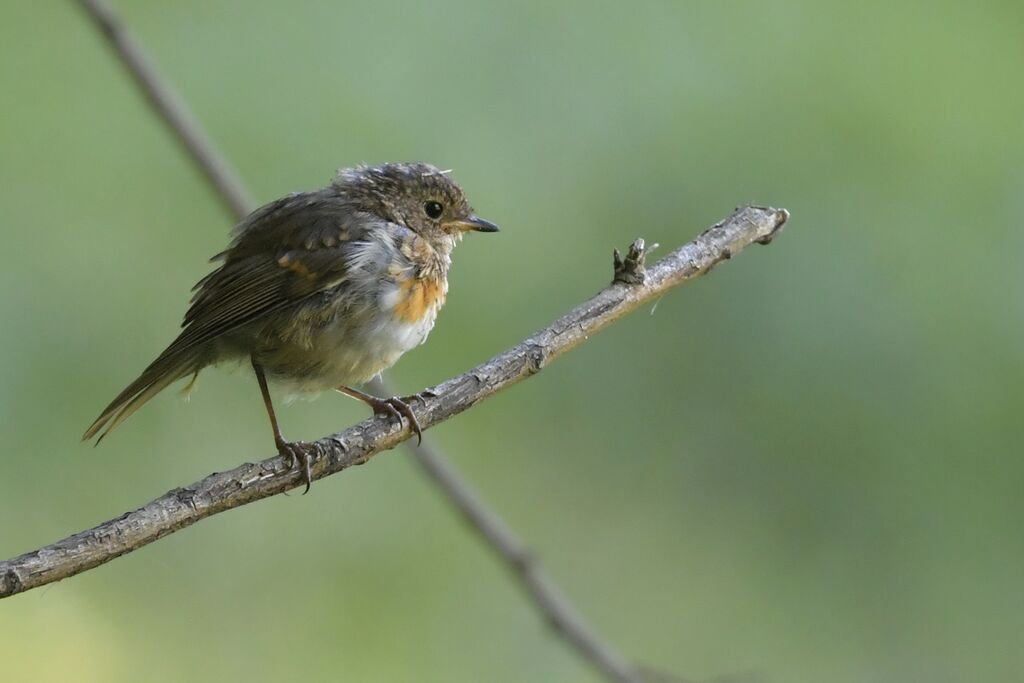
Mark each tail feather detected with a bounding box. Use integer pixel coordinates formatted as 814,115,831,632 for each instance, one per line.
83,355,196,443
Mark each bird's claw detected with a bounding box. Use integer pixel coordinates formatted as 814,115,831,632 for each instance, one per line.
369,395,423,445
276,439,317,494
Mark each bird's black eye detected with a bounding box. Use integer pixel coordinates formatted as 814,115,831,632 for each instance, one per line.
424,201,444,219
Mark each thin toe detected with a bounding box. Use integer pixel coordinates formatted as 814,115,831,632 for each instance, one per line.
380,401,403,424
388,397,423,445
276,440,316,494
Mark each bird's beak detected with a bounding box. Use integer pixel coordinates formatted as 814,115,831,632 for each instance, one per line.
449,215,500,233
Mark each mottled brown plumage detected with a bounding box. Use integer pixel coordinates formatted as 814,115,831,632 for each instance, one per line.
84,162,498,490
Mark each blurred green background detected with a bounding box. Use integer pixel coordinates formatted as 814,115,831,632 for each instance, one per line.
2,1,1022,681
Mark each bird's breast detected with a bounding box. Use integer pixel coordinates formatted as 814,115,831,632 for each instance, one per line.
255,232,451,393
389,274,448,324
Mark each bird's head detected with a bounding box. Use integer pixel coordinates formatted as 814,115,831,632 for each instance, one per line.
333,162,498,253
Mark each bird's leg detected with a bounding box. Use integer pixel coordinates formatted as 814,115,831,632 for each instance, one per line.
251,356,315,493
336,385,424,445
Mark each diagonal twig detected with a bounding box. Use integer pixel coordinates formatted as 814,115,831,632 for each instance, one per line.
60,2,790,681
2,204,787,603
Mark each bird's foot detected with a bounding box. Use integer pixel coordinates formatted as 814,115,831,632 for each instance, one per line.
364,394,424,445
275,438,318,494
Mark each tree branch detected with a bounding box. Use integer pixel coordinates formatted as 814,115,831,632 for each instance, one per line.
2,204,787,603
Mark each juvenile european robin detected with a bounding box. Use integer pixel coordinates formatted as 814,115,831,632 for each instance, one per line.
83,162,498,491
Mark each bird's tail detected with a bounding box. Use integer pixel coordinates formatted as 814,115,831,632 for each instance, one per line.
82,348,199,444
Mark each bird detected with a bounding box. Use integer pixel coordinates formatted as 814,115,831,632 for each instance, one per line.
83,162,498,492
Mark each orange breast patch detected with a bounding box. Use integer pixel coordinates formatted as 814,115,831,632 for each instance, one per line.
394,276,446,323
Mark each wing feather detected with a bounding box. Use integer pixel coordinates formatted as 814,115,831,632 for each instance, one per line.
166,190,376,361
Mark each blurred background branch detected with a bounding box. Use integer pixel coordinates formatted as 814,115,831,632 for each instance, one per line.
76,0,254,220
54,2,774,681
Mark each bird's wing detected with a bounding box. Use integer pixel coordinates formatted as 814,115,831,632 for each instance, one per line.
83,190,407,443
164,190,388,361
